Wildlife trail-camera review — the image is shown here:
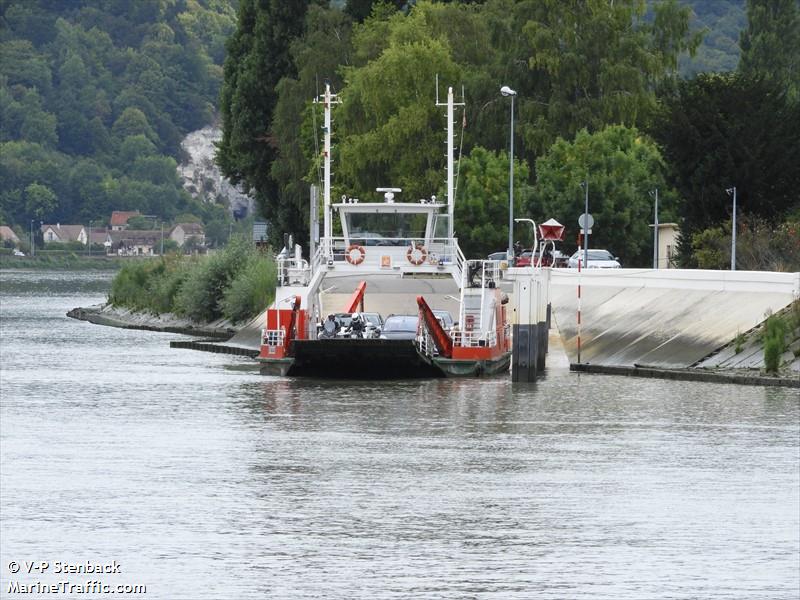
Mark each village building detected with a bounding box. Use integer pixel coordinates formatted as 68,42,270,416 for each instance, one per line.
0,225,21,245
41,224,87,245
650,223,680,269
109,211,141,231
108,230,161,256
169,222,206,247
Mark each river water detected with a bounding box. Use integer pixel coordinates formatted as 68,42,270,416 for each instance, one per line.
1,270,798,599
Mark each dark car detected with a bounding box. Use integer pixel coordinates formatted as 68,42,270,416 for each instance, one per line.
379,315,419,340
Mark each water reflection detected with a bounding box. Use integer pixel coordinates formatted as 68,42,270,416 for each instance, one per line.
2,270,798,600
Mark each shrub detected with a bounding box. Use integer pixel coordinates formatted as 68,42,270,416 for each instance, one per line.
174,236,251,321
221,251,276,323
763,314,788,374
734,330,745,354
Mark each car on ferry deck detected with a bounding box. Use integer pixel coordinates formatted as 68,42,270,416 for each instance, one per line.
379,315,419,340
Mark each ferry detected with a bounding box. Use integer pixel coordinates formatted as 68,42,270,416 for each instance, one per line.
257,83,511,378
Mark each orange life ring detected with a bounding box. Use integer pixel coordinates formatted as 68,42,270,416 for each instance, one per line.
406,244,428,266
345,244,365,265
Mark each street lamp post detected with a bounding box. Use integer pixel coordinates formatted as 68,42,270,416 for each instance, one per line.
650,188,659,269
30,220,34,257
501,85,517,263
726,186,737,271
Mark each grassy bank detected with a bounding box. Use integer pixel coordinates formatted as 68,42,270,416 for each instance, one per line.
0,251,130,270
108,237,276,324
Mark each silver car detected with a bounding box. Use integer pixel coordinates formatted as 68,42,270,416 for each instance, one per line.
568,249,621,269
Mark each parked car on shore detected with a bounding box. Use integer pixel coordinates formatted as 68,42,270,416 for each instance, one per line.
568,249,621,269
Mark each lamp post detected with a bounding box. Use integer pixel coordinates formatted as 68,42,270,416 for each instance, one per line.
30,220,34,257
650,188,659,269
726,186,736,271
501,85,517,263
579,180,589,266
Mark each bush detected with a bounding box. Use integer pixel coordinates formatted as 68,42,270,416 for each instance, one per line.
763,314,788,374
108,237,276,323
221,250,276,323
174,236,252,321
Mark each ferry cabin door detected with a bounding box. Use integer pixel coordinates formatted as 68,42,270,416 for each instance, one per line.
432,213,450,260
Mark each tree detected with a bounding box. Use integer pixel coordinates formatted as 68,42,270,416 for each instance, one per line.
24,182,58,221
218,0,311,240
649,73,800,255
532,126,679,266
454,146,532,258
521,0,702,154
739,0,800,102
336,6,461,202
270,4,354,248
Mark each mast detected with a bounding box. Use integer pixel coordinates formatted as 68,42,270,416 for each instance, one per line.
317,82,340,247
437,83,463,240
446,86,454,239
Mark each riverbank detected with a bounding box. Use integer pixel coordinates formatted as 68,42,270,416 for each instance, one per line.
67,303,238,339
0,254,129,270
570,362,799,388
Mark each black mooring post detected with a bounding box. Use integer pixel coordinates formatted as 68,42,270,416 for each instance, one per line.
512,323,538,382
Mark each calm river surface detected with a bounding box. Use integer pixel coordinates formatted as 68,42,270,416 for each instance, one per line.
1,270,798,599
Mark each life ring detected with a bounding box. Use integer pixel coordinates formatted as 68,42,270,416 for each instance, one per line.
345,244,365,265
406,244,428,266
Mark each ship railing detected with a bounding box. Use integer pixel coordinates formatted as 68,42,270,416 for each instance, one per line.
261,328,286,347
277,256,311,286
321,237,462,269
461,259,501,289
418,330,445,358
451,329,498,348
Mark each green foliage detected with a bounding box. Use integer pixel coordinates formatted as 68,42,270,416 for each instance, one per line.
221,250,278,323
677,0,747,77
734,330,745,354
454,146,532,258
109,239,276,323
739,0,800,102
763,313,788,374
174,236,253,322
218,0,311,243
337,7,461,202
24,182,58,221
532,126,678,266
651,72,800,256
1,0,236,228
521,0,701,154
691,216,800,271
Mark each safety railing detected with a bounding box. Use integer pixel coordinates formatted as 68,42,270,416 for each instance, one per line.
261,328,286,347
320,237,462,269
277,257,311,286
451,329,498,348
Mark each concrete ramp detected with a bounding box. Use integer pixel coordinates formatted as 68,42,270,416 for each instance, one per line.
550,269,799,368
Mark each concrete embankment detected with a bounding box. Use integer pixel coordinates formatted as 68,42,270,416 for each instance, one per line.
550,269,800,374
67,304,238,338
67,303,267,356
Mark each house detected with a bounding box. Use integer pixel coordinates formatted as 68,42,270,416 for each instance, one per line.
108,230,161,256
0,225,20,245
41,224,87,245
88,228,112,249
649,223,680,269
109,211,141,231
169,222,205,247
